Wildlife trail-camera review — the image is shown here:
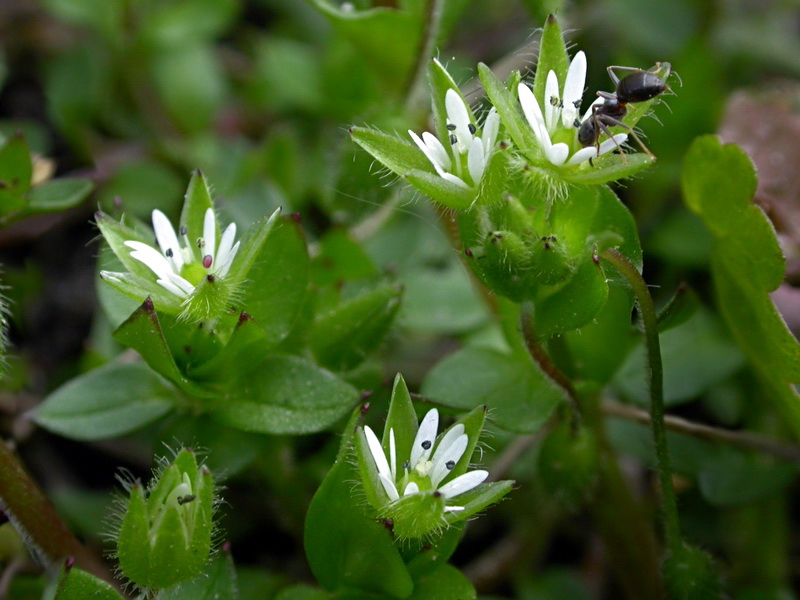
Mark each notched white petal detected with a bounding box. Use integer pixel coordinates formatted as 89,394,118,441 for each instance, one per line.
421,131,452,171
445,89,473,154
562,51,587,127
596,133,629,157
410,408,439,468
410,130,447,177
518,83,546,145
389,428,397,481
438,469,488,499
152,209,184,272
443,506,465,512
430,433,468,487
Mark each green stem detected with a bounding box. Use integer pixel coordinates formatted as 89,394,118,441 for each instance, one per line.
0,440,110,581
600,248,682,552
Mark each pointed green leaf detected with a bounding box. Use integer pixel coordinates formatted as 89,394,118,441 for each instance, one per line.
55,564,123,600
34,362,175,441
407,564,476,600
350,126,433,177
382,374,419,467
422,346,565,433
311,283,402,372
563,153,655,186
117,484,152,586
224,207,281,288
213,354,359,434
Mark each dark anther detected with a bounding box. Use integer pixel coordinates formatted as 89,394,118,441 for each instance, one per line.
165,248,173,258
446,123,456,131
450,134,458,145
197,238,205,249
403,461,410,470
446,460,455,470
177,494,196,505
202,255,213,269
360,402,371,415
573,118,581,128
421,440,432,450
573,99,582,109
383,518,395,532
179,226,187,236
467,123,476,134
550,96,559,106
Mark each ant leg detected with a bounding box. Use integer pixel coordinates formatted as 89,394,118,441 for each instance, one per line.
607,65,649,84
594,118,630,165
597,90,616,100
598,115,655,160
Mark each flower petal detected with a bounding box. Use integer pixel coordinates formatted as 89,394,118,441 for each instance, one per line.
364,426,392,480
482,108,499,157
518,82,547,146
125,241,175,280
544,70,560,134
547,142,570,166
216,241,240,278
410,409,439,468
378,473,400,501
215,223,237,272
163,271,195,296
596,133,629,157
562,51,587,128
444,505,465,512
203,208,216,263
440,172,470,189
421,132,452,172
430,433,468,487
152,210,184,273
467,137,485,185
389,428,397,481
410,130,447,177
156,278,189,298
438,470,489,499
403,481,419,496
445,89,473,154
565,146,599,166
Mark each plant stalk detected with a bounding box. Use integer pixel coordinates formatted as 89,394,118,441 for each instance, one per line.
600,248,682,552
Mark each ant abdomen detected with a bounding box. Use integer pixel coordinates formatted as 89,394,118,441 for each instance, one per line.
616,72,668,104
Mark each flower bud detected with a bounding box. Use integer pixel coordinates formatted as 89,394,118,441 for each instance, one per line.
115,449,215,590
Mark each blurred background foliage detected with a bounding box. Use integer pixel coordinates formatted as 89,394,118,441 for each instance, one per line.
0,0,799,598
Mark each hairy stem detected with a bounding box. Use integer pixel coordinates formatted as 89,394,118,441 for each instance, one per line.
0,440,110,581
600,248,682,552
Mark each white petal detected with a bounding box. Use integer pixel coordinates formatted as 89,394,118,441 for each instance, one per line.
440,172,470,189
430,433,468,487
518,83,547,146
561,51,587,128
544,70,560,134
364,426,392,480
389,428,397,481
216,241,239,278
443,505,465,512
546,143,570,166
565,146,600,166
378,473,400,501
164,271,195,295
421,132,451,171
202,208,216,263
215,223,237,272
403,481,419,496
582,97,604,122
438,470,488,499
410,130,447,177
482,108,499,157
156,278,189,298
467,137,485,185
125,241,175,280
431,424,465,465
445,89,473,154
410,409,439,468
151,210,184,273
596,133,629,157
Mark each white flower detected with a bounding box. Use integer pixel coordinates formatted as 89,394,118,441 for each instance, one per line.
409,88,500,189
518,51,628,167
124,208,240,299
363,408,488,512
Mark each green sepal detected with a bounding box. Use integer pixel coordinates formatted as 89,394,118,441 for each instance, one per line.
442,480,514,526
98,270,184,314
223,207,281,289
349,126,433,177
180,171,217,265
160,551,238,600
382,374,419,471
27,178,93,213
117,483,152,587
473,144,512,207
478,62,540,162
311,283,403,372
54,564,123,600
428,57,477,151
383,491,446,539
0,133,32,199
112,298,215,398
562,153,655,186
532,15,570,107
404,170,474,209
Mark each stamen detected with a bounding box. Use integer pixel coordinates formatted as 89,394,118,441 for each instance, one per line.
421,440,432,450
573,118,581,128
449,134,457,145
203,255,213,269
165,248,173,258
550,96,559,106
467,123,476,135
403,461,410,471
445,460,455,470
446,124,456,131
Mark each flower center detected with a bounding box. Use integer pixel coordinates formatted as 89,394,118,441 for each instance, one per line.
181,262,208,286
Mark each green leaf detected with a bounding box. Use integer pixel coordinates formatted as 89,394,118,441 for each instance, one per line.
34,362,174,441
26,178,93,213
404,169,474,209
213,354,359,434
311,283,402,371
305,420,413,597
160,549,238,600
55,564,123,600
563,153,655,186
382,374,419,465
349,126,434,178
422,346,565,433
180,171,217,264
408,564,476,600
274,585,329,600
0,133,32,196
236,218,309,345
681,135,800,434
311,228,378,286
657,285,701,333
113,299,213,397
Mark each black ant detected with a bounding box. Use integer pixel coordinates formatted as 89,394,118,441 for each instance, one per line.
577,63,671,162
